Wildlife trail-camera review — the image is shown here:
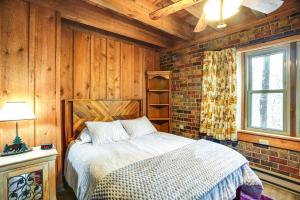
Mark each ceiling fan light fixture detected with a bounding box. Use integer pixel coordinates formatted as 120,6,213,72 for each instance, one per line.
204,0,242,21
217,23,227,29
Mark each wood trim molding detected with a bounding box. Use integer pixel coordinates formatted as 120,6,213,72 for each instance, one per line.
238,130,300,152
290,42,297,137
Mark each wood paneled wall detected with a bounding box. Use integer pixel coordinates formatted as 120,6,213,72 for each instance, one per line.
0,0,160,189
60,23,160,114
0,0,61,152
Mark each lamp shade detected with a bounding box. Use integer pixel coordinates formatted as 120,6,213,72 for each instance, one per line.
0,102,36,122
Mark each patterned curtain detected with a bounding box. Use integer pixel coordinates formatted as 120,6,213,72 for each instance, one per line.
200,48,237,141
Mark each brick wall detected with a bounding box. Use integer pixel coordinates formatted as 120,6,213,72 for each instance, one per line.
160,12,300,180
238,142,300,180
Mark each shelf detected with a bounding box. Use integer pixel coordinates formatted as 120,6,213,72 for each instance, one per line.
149,118,170,121
146,71,171,133
147,89,169,92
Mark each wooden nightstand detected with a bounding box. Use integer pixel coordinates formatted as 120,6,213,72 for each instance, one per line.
0,146,57,200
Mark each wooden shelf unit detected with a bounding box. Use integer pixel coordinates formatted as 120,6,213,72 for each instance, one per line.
146,71,172,132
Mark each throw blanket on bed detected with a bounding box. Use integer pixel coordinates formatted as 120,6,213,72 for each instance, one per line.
91,140,261,200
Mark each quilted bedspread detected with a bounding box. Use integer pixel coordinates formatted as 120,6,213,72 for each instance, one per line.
90,140,263,200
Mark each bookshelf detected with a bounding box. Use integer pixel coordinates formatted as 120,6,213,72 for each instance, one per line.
146,71,172,133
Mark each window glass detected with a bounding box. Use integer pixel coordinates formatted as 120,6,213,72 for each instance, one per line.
251,53,284,90
246,47,287,134
250,93,283,130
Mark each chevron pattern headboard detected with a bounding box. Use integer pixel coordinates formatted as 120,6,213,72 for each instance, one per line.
63,99,142,146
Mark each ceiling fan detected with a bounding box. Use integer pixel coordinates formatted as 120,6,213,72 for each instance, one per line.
149,0,284,32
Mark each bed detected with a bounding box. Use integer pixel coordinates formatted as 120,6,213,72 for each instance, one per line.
62,99,263,200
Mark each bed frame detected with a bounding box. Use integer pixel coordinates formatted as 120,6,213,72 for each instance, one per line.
62,99,142,147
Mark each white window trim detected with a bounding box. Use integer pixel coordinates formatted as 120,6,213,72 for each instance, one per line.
244,45,290,136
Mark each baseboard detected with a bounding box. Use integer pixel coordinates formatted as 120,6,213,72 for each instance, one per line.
252,167,300,195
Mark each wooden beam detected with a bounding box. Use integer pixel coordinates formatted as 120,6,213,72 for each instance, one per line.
170,0,214,32
83,0,193,40
178,1,203,18
149,0,204,20
238,130,300,152
27,0,172,48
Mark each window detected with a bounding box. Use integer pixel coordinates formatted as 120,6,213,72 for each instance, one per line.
245,47,288,134
239,42,300,137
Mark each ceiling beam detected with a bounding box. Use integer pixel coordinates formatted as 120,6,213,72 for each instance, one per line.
83,0,194,40
169,0,215,31
173,1,203,18
149,0,204,20
26,0,173,48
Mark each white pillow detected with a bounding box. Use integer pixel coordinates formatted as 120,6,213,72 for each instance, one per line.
121,116,157,138
76,127,92,144
85,120,129,145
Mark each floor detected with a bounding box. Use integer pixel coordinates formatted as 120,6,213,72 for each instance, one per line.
57,182,300,200
262,182,300,200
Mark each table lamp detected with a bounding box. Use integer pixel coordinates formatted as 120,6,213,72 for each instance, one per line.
0,102,36,156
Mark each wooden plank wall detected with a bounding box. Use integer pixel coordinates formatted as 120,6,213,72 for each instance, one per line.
60,23,160,114
0,0,160,189
0,0,61,152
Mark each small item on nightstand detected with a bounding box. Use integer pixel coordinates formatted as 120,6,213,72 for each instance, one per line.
41,144,53,150
0,102,36,156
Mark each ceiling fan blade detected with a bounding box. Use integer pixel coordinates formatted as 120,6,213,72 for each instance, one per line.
193,14,207,32
241,0,283,14
149,0,204,20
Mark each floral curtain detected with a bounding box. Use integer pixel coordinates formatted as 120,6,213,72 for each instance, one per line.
200,48,237,141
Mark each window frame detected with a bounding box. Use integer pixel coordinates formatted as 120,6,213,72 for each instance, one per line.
245,45,290,135
297,42,300,137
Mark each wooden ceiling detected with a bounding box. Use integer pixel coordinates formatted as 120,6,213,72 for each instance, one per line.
82,0,299,45
28,0,300,48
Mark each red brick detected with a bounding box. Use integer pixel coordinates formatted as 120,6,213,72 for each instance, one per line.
279,165,299,175
261,149,278,157
254,163,271,171
269,156,287,165
261,160,278,169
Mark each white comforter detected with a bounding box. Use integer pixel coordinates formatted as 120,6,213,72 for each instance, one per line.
64,132,194,200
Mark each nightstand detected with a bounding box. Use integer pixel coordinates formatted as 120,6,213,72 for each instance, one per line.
0,146,57,200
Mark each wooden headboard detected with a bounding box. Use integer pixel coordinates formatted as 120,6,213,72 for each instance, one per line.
63,99,142,146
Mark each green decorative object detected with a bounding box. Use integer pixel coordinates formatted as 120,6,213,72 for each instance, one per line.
0,102,36,156
13,133,23,144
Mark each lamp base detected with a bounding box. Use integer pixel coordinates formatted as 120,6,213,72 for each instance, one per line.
1,133,31,156
1,146,32,156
